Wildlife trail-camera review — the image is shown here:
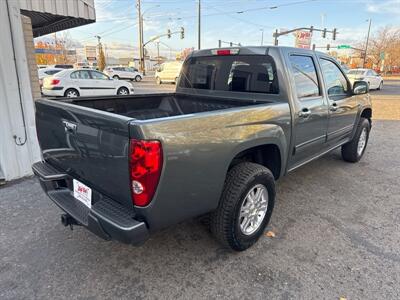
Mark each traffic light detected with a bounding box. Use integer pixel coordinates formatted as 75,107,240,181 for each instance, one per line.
167,29,171,38
180,27,184,39
322,28,327,38
327,44,330,51
332,28,337,40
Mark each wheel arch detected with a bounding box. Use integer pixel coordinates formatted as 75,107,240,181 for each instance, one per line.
228,141,285,180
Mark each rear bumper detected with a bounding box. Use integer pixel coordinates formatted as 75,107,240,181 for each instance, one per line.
32,161,149,245
42,88,64,97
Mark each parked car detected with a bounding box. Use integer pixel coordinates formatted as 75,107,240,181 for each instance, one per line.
33,46,372,251
155,61,182,84
50,64,74,69
38,67,63,89
104,66,143,81
74,62,90,69
347,68,383,90
41,69,134,98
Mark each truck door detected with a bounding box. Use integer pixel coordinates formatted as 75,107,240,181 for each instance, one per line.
318,57,358,145
287,54,329,168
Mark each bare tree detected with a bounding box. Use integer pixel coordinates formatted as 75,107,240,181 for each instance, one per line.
97,44,106,71
366,26,400,71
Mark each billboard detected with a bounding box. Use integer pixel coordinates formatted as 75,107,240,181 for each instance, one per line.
295,31,312,49
85,45,97,61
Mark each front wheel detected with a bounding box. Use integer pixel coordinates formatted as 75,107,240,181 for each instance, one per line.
117,87,129,95
113,75,120,80
377,81,383,90
135,75,142,82
341,117,371,162
210,162,275,251
156,77,161,85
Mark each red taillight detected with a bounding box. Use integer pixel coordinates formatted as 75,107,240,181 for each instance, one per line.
129,139,163,207
50,79,60,85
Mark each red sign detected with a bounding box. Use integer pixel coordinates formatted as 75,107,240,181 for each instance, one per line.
295,31,312,49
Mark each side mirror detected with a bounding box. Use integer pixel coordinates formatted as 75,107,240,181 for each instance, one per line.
353,81,369,95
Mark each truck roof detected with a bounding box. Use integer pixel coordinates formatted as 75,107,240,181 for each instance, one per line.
191,46,326,57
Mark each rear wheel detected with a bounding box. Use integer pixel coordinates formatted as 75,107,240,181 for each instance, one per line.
117,87,129,95
113,75,120,80
210,162,275,251
64,88,79,98
341,117,370,162
156,77,161,85
135,75,142,82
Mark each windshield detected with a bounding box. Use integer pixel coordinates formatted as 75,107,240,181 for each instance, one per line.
179,55,279,94
348,70,365,75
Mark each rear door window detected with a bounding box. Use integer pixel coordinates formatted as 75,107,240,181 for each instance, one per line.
289,55,320,99
179,55,279,94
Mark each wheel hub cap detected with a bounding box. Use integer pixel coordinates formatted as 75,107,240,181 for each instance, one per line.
357,128,367,156
239,184,268,235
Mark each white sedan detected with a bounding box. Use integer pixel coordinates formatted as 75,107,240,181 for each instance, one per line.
347,68,383,90
42,69,134,98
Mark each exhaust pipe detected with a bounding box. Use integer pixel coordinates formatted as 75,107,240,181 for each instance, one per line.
61,214,79,229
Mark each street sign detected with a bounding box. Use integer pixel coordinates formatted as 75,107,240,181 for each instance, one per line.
337,45,351,49
85,45,97,61
295,30,312,49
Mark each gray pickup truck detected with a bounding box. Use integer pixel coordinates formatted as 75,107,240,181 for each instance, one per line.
33,46,372,251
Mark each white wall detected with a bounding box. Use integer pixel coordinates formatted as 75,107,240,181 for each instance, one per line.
0,0,41,181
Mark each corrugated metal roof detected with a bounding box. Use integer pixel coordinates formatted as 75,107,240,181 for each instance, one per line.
19,0,95,37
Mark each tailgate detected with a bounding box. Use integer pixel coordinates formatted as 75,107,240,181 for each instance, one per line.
35,99,134,210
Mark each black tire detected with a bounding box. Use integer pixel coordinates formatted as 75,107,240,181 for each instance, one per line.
156,77,161,85
113,75,120,80
135,75,142,82
210,162,275,251
341,117,370,163
377,81,383,90
117,87,129,95
64,88,79,98
174,77,179,85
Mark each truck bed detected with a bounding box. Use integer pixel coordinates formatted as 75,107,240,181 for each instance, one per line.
64,93,263,120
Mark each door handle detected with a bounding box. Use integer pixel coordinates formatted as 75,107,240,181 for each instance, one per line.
298,108,311,118
330,102,338,111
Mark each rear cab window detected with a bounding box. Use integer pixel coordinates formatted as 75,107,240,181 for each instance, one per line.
179,55,279,94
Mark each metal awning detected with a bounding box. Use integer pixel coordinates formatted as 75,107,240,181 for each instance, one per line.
21,10,95,37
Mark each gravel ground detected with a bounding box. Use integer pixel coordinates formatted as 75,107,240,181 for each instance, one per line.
1,118,399,299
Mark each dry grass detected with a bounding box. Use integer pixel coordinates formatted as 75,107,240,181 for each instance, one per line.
371,96,400,121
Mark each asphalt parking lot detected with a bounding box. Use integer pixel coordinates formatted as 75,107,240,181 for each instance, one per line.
1,80,400,299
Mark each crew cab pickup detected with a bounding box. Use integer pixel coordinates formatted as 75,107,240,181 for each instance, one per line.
33,47,372,251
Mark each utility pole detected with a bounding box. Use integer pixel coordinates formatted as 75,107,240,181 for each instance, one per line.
274,29,278,45
363,19,372,68
156,41,160,64
197,0,201,50
260,29,264,46
137,0,144,74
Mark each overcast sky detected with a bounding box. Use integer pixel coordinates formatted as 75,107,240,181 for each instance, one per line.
37,0,400,58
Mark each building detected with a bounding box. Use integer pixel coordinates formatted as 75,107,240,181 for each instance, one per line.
0,0,95,184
